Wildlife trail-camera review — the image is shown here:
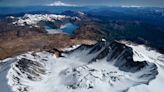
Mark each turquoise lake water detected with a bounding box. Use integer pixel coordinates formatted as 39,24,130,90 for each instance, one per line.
45,23,78,34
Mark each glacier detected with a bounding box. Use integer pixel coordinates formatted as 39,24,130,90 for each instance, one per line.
0,41,164,92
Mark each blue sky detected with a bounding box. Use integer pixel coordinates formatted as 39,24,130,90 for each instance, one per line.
0,0,164,7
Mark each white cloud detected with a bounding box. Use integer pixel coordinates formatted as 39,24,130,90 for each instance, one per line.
46,1,77,6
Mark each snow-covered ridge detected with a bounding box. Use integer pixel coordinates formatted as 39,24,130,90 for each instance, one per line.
120,41,164,92
120,41,164,65
12,14,69,26
0,41,163,92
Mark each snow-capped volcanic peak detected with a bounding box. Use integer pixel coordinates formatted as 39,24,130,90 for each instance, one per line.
47,1,77,6
12,14,69,26
1,41,162,92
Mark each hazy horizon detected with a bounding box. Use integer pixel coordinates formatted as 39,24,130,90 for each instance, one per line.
0,0,164,7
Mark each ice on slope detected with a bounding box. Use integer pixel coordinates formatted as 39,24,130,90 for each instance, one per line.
0,58,17,92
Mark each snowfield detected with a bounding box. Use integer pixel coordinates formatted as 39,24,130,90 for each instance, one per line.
0,41,164,92
12,14,70,26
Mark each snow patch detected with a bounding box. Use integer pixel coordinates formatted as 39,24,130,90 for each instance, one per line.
62,45,81,51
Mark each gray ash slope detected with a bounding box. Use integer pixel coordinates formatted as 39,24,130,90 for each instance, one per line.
1,41,163,92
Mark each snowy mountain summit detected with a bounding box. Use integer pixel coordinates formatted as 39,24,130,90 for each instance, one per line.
0,41,164,92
